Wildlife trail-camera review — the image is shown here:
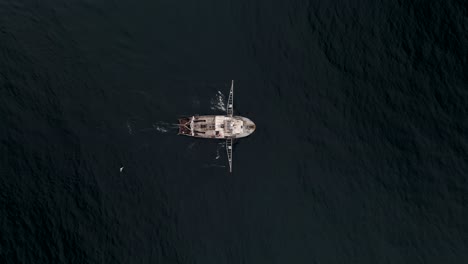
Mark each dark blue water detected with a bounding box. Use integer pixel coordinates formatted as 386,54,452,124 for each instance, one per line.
1,0,467,263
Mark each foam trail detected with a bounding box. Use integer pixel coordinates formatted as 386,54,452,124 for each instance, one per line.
126,121,133,135
202,164,226,168
215,142,224,160
139,121,179,133
210,90,226,111
192,97,200,108
153,124,169,133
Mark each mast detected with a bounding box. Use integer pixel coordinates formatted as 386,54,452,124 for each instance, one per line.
190,116,194,136
226,80,234,172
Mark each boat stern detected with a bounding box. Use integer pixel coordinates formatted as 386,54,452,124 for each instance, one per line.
178,117,193,136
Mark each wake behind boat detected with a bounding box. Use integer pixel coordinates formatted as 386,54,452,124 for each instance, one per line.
178,80,256,172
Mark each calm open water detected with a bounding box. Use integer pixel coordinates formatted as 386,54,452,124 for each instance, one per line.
1,0,467,263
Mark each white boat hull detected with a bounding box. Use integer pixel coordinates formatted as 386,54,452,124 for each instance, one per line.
178,115,256,139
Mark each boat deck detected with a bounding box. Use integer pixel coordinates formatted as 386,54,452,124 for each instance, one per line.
178,115,255,139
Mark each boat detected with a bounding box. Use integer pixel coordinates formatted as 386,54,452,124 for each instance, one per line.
178,80,256,172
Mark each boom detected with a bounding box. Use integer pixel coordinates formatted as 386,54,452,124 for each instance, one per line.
226,138,233,172
227,80,234,117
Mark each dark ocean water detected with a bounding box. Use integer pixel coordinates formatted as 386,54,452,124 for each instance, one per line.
1,0,467,263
